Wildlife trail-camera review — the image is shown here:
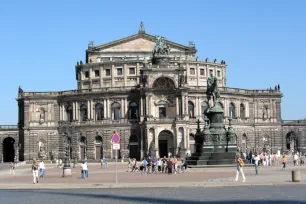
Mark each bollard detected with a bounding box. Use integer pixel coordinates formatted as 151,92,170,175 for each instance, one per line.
292,170,301,182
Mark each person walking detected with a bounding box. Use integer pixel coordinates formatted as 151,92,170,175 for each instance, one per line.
293,153,299,166
103,157,108,169
31,160,39,184
234,155,246,182
9,162,15,175
254,154,260,175
81,161,88,179
39,160,45,177
281,155,287,170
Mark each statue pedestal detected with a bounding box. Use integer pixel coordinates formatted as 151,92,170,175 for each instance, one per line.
62,167,72,177
150,149,157,158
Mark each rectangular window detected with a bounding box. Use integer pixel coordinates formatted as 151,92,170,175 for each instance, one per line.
117,68,122,75
129,68,135,75
209,69,213,76
159,107,167,118
85,71,89,78
200,69,205,75
105,69,111,76
95,70,100,77
190,68,195,75
217,70,221,77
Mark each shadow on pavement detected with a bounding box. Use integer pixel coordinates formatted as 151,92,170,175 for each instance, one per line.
13,190,306,204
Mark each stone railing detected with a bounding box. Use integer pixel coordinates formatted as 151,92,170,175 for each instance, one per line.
19,85,282,98
189,86,281,94
58,118,140,127
0,125,19,129
282,120,306,125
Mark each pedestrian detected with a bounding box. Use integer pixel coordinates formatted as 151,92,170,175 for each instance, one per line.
103,157,108,169
234,155,246,182
254,154,260,175
31,159,39,184
281,155,286,170
127,157,132,172
100,158,103,169
81,161,88,179
55,159,59,167
293,153,299,166
167,159,173,175
9,162,15,175
39,160,45,177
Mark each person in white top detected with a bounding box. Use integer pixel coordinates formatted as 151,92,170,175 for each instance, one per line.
293,153,299,166
81,161,88,179
39,160,45,177
254,154,260,175
157,158,162,172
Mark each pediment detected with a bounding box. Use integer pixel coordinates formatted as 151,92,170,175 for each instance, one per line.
91,33,196,54
103,38,155,52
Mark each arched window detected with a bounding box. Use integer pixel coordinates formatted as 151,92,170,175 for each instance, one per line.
201,101,208,120
66,105,73,122
129,102,138,120
95,136,103,144
80,136,86,145
39,109,45,121
111,103,121,120
153,77,175,89
80,104,88,121
188,101,195,118
229,103,236,118
95,103,104,120
240,103,246,119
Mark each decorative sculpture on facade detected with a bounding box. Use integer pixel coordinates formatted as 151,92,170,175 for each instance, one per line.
152,36,170,57
206,74,220,108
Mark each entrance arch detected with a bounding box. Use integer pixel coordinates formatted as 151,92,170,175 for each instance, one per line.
129,135,140,160
286,130,298,152
3,137,15,162
158,130,174,158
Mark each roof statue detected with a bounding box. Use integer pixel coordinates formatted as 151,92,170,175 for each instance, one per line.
152,36,170,57
189,41,195,48
207,74,220,108
18,86,23,94
138,21,145,34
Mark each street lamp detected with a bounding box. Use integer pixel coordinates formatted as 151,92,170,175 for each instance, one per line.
62,135,72,177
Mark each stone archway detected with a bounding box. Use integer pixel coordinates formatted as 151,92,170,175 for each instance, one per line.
129,135,140,160
3,137,15,162
158,130,174,158
286,130,298,152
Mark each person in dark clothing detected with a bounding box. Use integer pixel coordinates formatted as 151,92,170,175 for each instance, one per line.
167,159,173,175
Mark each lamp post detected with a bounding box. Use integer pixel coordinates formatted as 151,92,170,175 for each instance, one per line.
62,136,72,177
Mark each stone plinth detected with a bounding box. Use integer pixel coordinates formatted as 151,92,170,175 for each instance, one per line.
62,167,72,177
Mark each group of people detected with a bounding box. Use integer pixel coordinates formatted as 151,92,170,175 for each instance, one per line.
127,156,187,175
31,160,45,184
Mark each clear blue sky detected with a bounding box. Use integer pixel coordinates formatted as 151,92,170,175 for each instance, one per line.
0,1,305,124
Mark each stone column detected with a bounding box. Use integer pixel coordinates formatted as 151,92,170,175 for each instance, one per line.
107,99,110,119
100,66,103,88
124,98,128,118
185,128,189,149
181,95,185,116
75,102,79,121
196,97,200,118
145,95,149,116
111,64,115,87
91,100,94,120
140,127,144,158
62,105,66,121
140,97,143,119
59,105,62,121
176,97,179,117
87,100,90,120
121,98,124,118
103,99,106,119
136,63,140,84
224,98,228,118
72,102,76,120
